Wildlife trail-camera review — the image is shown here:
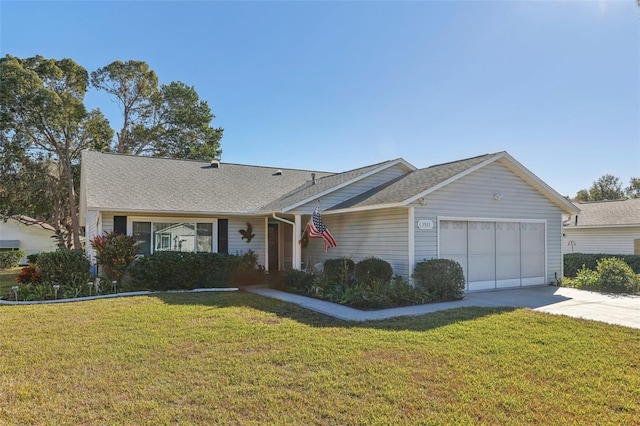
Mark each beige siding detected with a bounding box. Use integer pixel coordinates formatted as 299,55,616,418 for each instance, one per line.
414,162,564,284
295,165,408,213
563,227,640,255
303,208,410,277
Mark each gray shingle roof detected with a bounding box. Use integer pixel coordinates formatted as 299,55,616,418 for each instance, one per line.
330,153,498,209
258,159,404,212
82,152,333,214
565,198,640,227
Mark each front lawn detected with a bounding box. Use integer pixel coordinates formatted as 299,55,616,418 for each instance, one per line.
1,292,639,424
0,267,20,296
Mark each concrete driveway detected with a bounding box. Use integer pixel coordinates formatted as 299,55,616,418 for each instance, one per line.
247,285,640,329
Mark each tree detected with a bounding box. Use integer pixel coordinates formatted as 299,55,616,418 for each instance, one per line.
90,60,158,154
626,177,640,198
588,174,625,201
575,174,625,201
0,55,113,249
575,189,591,202
91,61,223,159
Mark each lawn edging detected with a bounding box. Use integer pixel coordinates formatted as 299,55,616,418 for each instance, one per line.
0,287,239,305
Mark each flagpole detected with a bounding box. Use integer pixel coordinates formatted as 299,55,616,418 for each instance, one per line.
298,222,309,244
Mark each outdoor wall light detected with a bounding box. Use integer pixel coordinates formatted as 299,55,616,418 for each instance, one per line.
494,193,503,201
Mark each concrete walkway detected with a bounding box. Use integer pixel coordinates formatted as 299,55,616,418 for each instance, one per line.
246,285,640,329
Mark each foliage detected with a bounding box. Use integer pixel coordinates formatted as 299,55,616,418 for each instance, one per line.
565,258,639,294
129,251,264,291
90,232,139,283
91,61,223,159
15,265,40,284
35,250,91,293
354,257,393,286
278,269,316,293
0,250,25,269
564,253,640,277
0,135,58,220
413,258,466,301
323,257,355,287
626,177,640,198
575,174,625,201
275,269,433,309
593,257,639,293
0,54,113,249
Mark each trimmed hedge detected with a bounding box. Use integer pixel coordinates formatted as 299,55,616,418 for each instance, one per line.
0,250,25,269
355,257,393,286
564,253,640,277
324,258,355,287
413,258,466,301
128,251,265,291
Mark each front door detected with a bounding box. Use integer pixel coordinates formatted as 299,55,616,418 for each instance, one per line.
268,224,279,271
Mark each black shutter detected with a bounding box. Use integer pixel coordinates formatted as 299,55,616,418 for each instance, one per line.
217,219,228,254
114,216,127,235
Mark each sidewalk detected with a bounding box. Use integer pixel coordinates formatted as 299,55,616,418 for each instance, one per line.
245,285,640,329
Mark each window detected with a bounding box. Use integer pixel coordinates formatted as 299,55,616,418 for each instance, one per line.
132,222,151,255
132,220,216,255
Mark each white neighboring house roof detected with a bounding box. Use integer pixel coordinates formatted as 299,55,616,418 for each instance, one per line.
564,198,640,229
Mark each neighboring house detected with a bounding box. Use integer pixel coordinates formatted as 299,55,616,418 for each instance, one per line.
0,216,59,265
563,198,640,255
80,150,577,291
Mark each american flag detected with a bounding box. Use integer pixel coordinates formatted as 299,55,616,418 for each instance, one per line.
308,205,337,252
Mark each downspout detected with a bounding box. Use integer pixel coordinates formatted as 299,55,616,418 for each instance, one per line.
271,213,302,270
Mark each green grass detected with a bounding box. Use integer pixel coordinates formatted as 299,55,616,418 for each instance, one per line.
1,292,639,424
0,267,20,295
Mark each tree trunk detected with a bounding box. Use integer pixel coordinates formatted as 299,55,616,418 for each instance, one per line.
61,153,81,250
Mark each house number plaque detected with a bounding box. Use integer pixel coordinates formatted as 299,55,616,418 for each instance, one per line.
417,220,433,230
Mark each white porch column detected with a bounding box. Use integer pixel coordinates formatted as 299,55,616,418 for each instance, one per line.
294,214,302,270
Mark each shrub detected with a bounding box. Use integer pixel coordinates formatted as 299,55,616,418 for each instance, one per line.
564,253,640,277
15,266,41,284
594,257,639,294
572,266,598,290
279,269,316,294
323,258,355,287
129,251,265,291
90,232,139,283
355,257,393,286
36,250,91,293
0,250,25,269
413,258,466,301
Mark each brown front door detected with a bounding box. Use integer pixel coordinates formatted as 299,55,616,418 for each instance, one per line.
268,224,279,271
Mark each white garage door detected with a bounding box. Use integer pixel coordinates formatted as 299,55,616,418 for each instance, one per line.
439,220,546,291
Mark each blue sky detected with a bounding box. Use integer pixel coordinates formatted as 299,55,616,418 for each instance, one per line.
1,1,638,198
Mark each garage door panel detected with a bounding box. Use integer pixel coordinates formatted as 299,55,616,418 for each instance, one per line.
468,255,495,290
439,219,546,292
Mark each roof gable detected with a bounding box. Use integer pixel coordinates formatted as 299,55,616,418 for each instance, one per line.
260,158,415,213
328,152,578,215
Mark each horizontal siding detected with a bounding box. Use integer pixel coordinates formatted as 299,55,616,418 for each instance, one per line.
227,217,266,266
295,165,408,213
563,227,640,255
414,162,564,284
303,208,410,277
